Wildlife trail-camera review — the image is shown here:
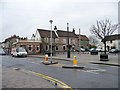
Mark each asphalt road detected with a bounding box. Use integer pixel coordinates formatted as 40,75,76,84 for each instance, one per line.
2,55,119,88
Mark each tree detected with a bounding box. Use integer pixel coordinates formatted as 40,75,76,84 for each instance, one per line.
89,35,100,46
90,19,118,54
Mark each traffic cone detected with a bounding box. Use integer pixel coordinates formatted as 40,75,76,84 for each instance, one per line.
73,56,78,66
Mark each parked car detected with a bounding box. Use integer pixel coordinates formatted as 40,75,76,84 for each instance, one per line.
89,48,95,52
76,48,85,52
109,49,120,53
11,47,27,57
96,48,104,52
90,48,98,55
0,48,6,55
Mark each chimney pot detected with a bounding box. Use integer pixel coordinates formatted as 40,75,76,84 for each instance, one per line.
54,26,57,30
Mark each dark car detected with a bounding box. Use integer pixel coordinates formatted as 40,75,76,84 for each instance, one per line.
90,48,98,55
109,49,120,53
0,48,6,55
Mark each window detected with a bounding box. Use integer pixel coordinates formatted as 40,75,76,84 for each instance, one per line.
72,40,75,44
29,45,32,51
110,40,112,43
63,46,66,51
56,46,58,50
36,45,39,51
63,39,66,44
55,38,59,43
46,45,48,50
71,39,72,44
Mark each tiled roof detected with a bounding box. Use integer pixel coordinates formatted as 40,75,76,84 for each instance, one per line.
76,34,89,41
37,29,57,38
56,30,77,38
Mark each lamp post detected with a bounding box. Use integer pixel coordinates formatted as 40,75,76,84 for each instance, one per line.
49,20,53,61
67,23,70,58
79,28,81,54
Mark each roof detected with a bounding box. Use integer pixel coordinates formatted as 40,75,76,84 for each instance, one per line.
56,30,77,38
76,34,89,41
102,34,120,42
37,29,57,38
3,35,19,43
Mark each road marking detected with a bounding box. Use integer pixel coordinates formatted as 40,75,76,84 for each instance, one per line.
82,70,99,74
14,68,73,90
29,71,73,89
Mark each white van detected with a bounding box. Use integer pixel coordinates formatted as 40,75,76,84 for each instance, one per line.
11,47,27,57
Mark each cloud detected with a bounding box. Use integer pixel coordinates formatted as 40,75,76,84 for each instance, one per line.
1,0,118,41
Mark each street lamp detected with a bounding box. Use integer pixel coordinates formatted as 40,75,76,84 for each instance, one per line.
79,28,81,54
49,20,53,61
67,23,70,58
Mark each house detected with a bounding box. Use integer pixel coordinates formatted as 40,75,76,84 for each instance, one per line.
55,28,78,51
34,29,58,54
34,27,89,53
76,34,89,49
2,35,20,54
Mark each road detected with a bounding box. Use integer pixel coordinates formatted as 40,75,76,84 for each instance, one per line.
2,55,119,88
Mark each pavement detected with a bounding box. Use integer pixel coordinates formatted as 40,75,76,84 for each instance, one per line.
28,52,119,66
2,68,55,88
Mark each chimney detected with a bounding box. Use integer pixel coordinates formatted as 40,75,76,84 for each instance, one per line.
54,26,57,30
73,28,75,33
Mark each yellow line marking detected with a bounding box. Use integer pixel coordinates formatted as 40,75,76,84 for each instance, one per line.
19,69,73,90
29,71,73,90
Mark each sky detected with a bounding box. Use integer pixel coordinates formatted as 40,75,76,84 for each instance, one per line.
0,0,119,42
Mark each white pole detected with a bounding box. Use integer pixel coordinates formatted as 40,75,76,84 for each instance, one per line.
79,28,81,54
49,20,53,62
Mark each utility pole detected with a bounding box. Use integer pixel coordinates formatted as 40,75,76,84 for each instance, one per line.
79,28,81,54
67,23,70,58
49,20,53,61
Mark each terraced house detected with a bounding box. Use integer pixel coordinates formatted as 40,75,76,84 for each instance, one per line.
34,27,89,54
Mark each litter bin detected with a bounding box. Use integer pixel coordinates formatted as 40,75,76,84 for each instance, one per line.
100,54,108,61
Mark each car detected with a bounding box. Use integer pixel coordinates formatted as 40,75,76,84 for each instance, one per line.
76,48,85,52
96,48,104,52
109,49,120,53
0,48,6,55
90,48,98,55
11,47,27,57
89,48,95,52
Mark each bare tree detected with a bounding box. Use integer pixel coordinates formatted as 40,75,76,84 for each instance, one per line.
89,35,100,46
90,19,118,54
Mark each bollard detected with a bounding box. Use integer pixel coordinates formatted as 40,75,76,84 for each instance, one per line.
73,56,78,66
44,54,48,62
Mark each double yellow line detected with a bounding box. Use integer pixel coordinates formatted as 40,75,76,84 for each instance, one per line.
29,71,73,90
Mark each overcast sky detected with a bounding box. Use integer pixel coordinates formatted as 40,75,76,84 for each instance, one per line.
0,0,119,42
